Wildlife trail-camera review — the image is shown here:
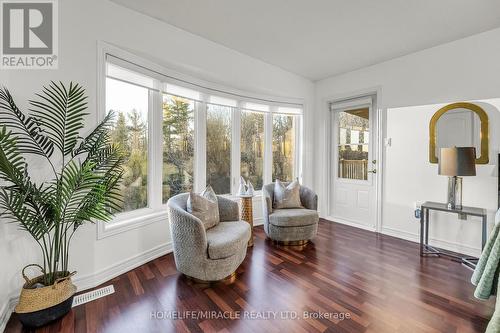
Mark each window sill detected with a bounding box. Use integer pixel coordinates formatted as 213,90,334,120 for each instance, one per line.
97,209,168,240
224,194,263,202
96,195,263,240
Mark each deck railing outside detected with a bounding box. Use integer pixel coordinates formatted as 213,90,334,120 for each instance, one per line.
339,159,368,180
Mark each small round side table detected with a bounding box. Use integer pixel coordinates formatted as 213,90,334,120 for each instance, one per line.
239,194,254,247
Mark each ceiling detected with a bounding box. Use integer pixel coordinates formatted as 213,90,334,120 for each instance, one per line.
110,0,500,81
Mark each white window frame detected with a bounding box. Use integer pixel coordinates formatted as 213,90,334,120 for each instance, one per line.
96,41,304,239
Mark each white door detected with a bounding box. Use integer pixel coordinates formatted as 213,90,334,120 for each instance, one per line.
329,96,378,230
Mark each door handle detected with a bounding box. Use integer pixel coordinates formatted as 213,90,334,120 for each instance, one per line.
368,169,377,174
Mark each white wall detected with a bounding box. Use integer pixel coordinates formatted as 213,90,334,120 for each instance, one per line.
0,0,314,326
315,27,500,256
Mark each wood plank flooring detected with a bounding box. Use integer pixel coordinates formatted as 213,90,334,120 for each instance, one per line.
6,219,495,333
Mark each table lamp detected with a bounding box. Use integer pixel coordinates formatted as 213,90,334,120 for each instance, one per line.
438,147,476,210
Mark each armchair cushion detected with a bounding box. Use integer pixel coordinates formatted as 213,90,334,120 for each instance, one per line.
273,179,302,209
269,208,319,227
187,185,219,229
206,221,250,260
217,196,240,222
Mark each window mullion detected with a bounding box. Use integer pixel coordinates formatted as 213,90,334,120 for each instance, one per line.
149,89,163,210
264,109,274,185
231,104,242,195
195,95,207,192
295,115,302,182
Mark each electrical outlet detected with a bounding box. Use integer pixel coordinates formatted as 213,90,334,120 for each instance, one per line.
414,201,422,219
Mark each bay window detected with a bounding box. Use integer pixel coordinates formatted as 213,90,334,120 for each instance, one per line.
101,50,303,235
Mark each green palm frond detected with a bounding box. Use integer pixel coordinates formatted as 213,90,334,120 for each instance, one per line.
73,111,115,157
73,170,124,227
0,126,28,186
58,160,100,220
0,88,54,157
0,188,50,240
30,81,88,156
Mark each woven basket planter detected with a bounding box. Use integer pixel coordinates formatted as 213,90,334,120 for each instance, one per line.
15,264,77,328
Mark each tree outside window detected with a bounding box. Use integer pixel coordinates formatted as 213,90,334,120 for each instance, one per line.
206,104,232,194
162,94,195,203
272,114,295,182
107,78,149,212
241,110,264,190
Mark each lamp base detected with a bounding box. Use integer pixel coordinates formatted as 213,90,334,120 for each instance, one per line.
447,176,463,210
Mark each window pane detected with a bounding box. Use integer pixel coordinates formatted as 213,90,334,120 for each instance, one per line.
207,104,232,194
241,110,264,190
272,114,296,182
337,108,369,180
106,78,149,212
162,94,195,203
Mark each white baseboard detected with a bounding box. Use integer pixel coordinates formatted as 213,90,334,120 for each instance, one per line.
321,215,481,257
0,297,17,333
381,226,481,257
253,217,263,227
323,215,377,232
0,299,11,333
74,241,173,291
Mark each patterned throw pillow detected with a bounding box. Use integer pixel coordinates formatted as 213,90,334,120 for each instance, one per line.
273,179,302,209
187,185,220,229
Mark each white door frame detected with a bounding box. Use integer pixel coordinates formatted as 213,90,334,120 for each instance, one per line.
323,87,384,232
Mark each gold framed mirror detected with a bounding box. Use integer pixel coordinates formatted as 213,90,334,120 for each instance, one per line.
429,102,489,164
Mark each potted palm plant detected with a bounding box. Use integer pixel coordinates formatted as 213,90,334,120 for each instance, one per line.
0,82,124,327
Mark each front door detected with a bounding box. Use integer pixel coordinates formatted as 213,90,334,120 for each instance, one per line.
329,96,378,230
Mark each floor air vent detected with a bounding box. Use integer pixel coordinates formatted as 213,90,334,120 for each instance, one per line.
72,285,115,307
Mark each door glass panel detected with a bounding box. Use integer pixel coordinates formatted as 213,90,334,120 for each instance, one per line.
338,108,369,180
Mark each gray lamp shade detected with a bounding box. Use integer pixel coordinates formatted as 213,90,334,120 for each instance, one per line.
438,147,476,176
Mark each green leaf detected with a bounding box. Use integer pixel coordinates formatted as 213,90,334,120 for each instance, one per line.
73,111,115,157
0,126,27,186
29,81,88,157
0,87,54,157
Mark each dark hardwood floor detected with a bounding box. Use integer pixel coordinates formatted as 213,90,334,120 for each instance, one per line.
6,219,495,333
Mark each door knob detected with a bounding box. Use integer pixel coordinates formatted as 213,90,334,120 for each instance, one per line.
368,169,377,174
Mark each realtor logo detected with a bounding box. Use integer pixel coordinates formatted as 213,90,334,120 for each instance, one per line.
1,0,58,69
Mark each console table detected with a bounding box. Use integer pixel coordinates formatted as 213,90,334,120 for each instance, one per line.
420,201,487,269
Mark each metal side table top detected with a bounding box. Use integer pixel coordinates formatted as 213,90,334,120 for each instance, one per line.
419,201,487,270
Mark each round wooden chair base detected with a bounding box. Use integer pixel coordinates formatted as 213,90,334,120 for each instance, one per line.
270,239,309,246
185,272,237,284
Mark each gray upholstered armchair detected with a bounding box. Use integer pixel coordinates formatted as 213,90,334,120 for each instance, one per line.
167,193,250,281
262,183,319,244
